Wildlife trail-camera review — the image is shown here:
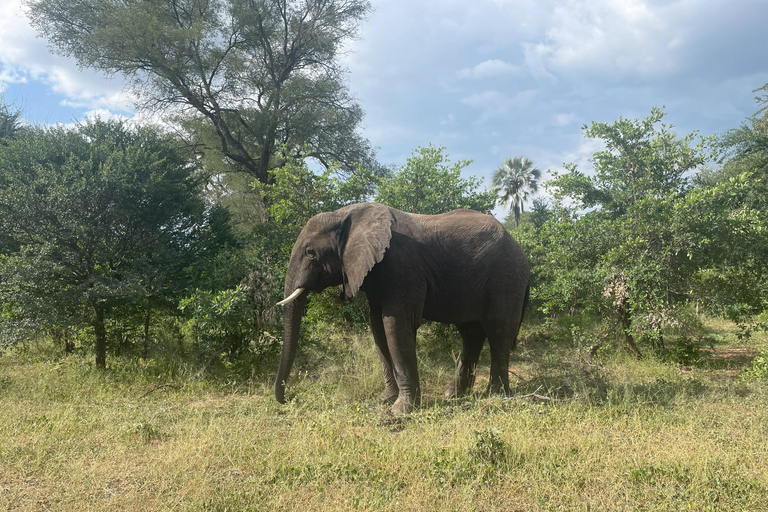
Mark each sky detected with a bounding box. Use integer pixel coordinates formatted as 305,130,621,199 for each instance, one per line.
1,0,766,215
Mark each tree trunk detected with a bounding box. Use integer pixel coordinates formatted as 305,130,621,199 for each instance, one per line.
52,327,74,355
619,303,642,359
143,309,151,359
93,305,107,370
93,305,107,369
258,95,281,185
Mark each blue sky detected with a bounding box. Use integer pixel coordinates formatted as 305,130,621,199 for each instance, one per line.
1,0,766,215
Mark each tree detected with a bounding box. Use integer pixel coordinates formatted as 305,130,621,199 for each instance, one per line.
0,119,228,366
376,145,497,215
503,198,551,231
492,156,541,227
689,84,768,318
544,108,715,354
0,103,26,145
27,0,374,184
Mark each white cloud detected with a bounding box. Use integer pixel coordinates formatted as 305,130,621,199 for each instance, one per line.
460,89,539,122
457,59,522,79
81,108,133,123
556,136,607,176
439,113,456,126
461,89,538,110
554,112,577,126
0,0,133,114
51,107,177,134
522,42,556,81
528,0,682,77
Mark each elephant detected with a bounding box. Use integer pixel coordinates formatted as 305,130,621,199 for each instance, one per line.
275,202,530,414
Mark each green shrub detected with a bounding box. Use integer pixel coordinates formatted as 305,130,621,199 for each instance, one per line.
180,286,256,357
740,350,768,383
469,428,508,467
662,336,709,366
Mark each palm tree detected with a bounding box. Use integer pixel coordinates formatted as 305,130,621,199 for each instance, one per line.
492,156,541,228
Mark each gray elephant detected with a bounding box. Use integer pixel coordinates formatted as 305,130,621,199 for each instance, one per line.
275,202,530,414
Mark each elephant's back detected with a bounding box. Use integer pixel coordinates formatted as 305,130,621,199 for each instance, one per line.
418,209,519,261
395,209,528,323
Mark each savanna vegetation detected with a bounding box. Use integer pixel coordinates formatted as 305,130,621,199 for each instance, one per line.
1,0,766,509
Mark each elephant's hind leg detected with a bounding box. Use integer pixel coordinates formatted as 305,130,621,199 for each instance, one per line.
484,320,518,396
445,322,486,399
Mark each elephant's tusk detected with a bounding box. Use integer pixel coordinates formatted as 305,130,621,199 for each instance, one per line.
276,287,305,306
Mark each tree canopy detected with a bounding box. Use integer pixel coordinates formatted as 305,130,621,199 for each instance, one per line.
376,145,497,215
0,119,232,366
27,0,375,183
517,103,767,356
492,156,541,227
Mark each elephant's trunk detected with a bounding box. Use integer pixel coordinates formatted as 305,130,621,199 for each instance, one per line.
275,290,307,403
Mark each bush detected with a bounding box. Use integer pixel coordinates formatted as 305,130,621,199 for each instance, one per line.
741,350,768,383
180,286,256,358
303,288,370,334
661,336,709,366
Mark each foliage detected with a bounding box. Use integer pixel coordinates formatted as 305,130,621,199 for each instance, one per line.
551,107,709,213
252,150,381,268
468,428,508,467
376,144,497,215
660,336,709,366
302,289,370,335
258,152,380,230
179,285,277,359
519,99,768,359
740,350,768,383
539,108,728,353
0,118,230,365
0,102,27,145
689,84,768,318
492,155,541,227
27,0,375,183
683,172,767,318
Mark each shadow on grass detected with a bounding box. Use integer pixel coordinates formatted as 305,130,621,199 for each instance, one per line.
701,348,759,370
506,355,712,408
606,378,708,407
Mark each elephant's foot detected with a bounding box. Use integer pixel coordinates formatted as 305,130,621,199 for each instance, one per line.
444,380,461,399
390,395,419,415
378,386,399,405
486,379,511,397
444,375,475,399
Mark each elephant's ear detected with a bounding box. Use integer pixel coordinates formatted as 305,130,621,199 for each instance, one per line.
339,203,393,298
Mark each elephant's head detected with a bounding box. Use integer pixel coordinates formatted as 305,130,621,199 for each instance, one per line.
274,203,393,403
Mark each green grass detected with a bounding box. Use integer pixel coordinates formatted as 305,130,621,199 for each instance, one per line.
1,318,766,511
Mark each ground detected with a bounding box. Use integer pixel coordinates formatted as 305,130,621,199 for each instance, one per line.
0,317,765,511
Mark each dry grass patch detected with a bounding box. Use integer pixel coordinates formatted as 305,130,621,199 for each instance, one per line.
1,321,766,511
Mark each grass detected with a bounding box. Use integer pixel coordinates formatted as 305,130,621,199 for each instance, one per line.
0,317,766,511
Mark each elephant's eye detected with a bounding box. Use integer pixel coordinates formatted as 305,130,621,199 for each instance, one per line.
305,247,317,259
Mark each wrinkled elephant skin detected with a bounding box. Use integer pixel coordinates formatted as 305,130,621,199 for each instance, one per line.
275,203,530,414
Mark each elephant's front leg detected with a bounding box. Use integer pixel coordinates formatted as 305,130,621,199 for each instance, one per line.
369,303,399,404
382,313,421,415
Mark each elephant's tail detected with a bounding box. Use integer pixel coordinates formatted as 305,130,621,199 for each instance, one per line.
519,284,530,328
